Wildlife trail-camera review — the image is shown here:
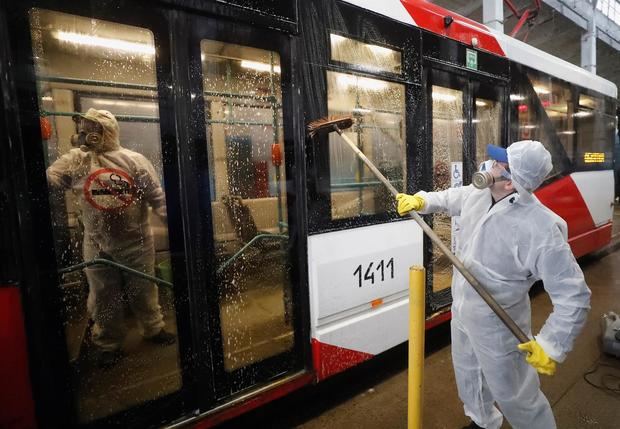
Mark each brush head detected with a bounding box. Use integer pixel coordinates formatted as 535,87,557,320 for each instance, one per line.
307,115,354,138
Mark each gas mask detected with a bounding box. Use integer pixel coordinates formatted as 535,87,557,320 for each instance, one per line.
472,160,511,189
70,119,104,152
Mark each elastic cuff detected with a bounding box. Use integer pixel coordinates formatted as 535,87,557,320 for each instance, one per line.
415,191,431,214
535,334,566,363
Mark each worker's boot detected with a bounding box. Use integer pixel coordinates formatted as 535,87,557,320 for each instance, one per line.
145,329,176,345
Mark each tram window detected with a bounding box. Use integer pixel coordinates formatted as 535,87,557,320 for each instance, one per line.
326,71,406,220
29,8,181,423
474,97,502,165
201,40,294,372
510,70,571,177
528,74,575,163
329,33,402,75
574,94,615,170
431,85,463,293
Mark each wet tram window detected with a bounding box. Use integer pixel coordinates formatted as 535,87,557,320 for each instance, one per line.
511,70,571,177
201,41,294,372
528,75,576,163
474,98,502,164
326,71,406,220
431,86,463,293
29,8,181,423
330,34,402,75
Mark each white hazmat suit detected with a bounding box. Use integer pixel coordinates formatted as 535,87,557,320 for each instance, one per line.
416,141,590,429
47,109,169,352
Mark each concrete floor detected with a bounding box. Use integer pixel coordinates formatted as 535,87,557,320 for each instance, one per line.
220,222,620,428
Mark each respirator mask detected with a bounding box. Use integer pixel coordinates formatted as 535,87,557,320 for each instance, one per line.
70,119,104,152
472,160,511,189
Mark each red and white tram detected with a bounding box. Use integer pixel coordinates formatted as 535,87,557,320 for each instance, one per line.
0,0,616,427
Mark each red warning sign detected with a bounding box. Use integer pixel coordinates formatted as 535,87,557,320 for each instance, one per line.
83,168,136,212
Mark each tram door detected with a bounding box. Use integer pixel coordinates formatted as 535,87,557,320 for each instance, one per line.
187,15,302,398
427,68,505,307
17,3,302,424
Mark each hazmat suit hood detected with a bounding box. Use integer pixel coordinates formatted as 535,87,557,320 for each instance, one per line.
73,108,121,152
506,140,552,200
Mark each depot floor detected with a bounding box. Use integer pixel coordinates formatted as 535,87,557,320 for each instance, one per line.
219,214,620,429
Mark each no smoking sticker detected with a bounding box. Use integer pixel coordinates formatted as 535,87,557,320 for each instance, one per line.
83,168,136,212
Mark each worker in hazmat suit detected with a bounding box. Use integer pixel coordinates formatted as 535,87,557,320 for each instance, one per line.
396,141,590,429
47,108,176,368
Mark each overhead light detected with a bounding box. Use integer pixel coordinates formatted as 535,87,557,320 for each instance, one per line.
41,96,53,102
240,60,281,73
475,100,487,107
573,111,593,118
54,31,155,55
368,44,394,56
432,92,457,102
330,34,347,44
510,94,525,101
558,130,576,135
92,99,156,109
336,74,387,91
521,124,537,129
533,86,550,95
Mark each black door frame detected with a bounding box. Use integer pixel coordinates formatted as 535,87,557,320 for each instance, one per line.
183,11,308,402
424,63,508,310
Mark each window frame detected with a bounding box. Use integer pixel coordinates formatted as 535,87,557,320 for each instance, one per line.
304,0,422,235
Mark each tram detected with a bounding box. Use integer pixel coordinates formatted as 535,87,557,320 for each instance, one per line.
0,0,617,427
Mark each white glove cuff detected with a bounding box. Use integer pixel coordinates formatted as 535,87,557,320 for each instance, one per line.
535,334,566,363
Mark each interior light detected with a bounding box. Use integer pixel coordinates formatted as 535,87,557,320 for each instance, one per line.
337,74,387,91
533,86,550,95
475,100,487,107
573,111,593,118
510,94,525,101
330,34,347,44
522,125,537,129
92,99,156,109
240,60,281,74
54,31,155,55
41,96,53,102
432,92,457,102
558,130,576,135
368,44,394,56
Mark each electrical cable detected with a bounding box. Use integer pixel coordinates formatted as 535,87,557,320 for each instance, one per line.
583,355,620,396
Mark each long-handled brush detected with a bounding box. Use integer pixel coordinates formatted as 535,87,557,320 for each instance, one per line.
307,115,528,343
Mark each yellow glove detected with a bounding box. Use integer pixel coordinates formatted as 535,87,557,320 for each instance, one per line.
517,340,557,376
396,193,425,216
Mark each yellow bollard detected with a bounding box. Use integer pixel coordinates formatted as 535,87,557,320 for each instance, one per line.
408,266,425,429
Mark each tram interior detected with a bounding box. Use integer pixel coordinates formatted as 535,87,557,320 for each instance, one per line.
30,8,293,422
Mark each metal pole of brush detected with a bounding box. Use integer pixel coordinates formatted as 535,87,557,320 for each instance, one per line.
330,124,529,344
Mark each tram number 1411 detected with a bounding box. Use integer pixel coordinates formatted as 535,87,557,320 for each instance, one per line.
353,258,394,288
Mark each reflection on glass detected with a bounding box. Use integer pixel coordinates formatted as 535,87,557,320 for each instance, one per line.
529,75,575,163
201,40,294,372
30,8,181,423
474,97,502,164
431,86,463,293
330,34,402,75
326,71,406,220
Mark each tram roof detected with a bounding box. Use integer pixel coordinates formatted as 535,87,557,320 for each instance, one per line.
341,0,618,99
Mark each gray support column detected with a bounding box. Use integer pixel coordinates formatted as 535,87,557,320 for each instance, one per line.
483,0,504,32
581,0,598,73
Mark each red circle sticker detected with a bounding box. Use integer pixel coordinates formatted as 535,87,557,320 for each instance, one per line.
83,168,136,212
